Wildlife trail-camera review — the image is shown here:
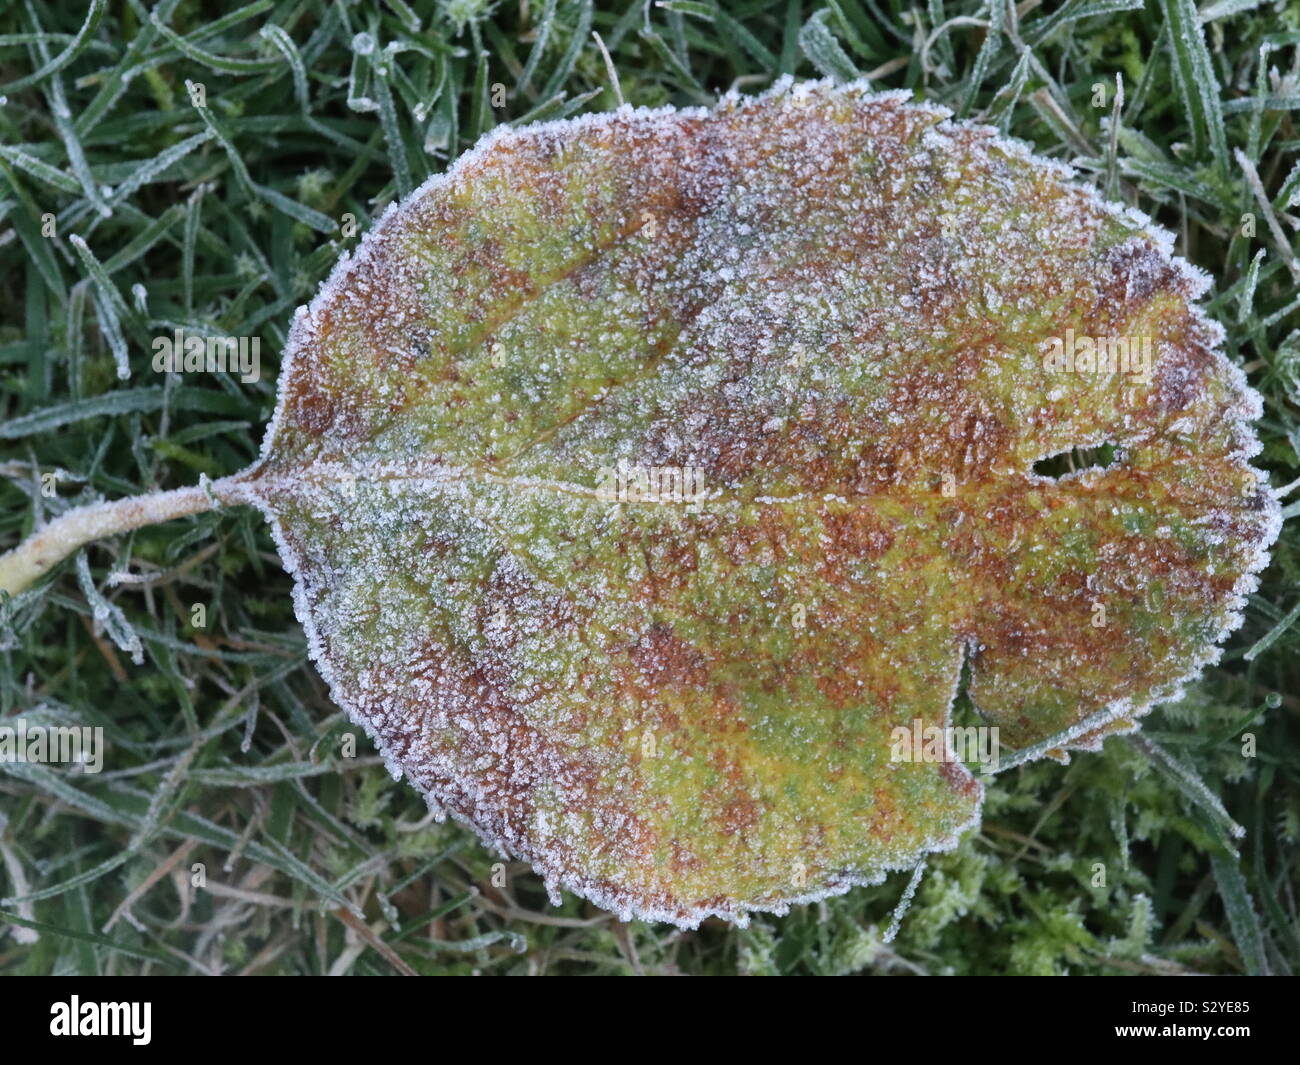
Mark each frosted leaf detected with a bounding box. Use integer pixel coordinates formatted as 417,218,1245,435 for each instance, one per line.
220,80,1278,927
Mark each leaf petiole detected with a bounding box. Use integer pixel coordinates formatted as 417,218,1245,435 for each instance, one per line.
0,475,244,597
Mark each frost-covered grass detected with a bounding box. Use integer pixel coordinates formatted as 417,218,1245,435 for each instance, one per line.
1,0,1297,975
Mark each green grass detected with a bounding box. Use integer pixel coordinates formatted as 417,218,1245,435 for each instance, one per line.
1,0,1297,975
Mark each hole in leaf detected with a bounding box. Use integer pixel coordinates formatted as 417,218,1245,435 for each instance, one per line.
949,640,989,729
951,639,975,716
1032,442,1121,479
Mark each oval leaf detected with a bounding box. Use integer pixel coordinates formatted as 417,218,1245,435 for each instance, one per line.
227,81,1279,926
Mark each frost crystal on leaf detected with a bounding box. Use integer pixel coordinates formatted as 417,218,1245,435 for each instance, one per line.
224,79,1279,927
